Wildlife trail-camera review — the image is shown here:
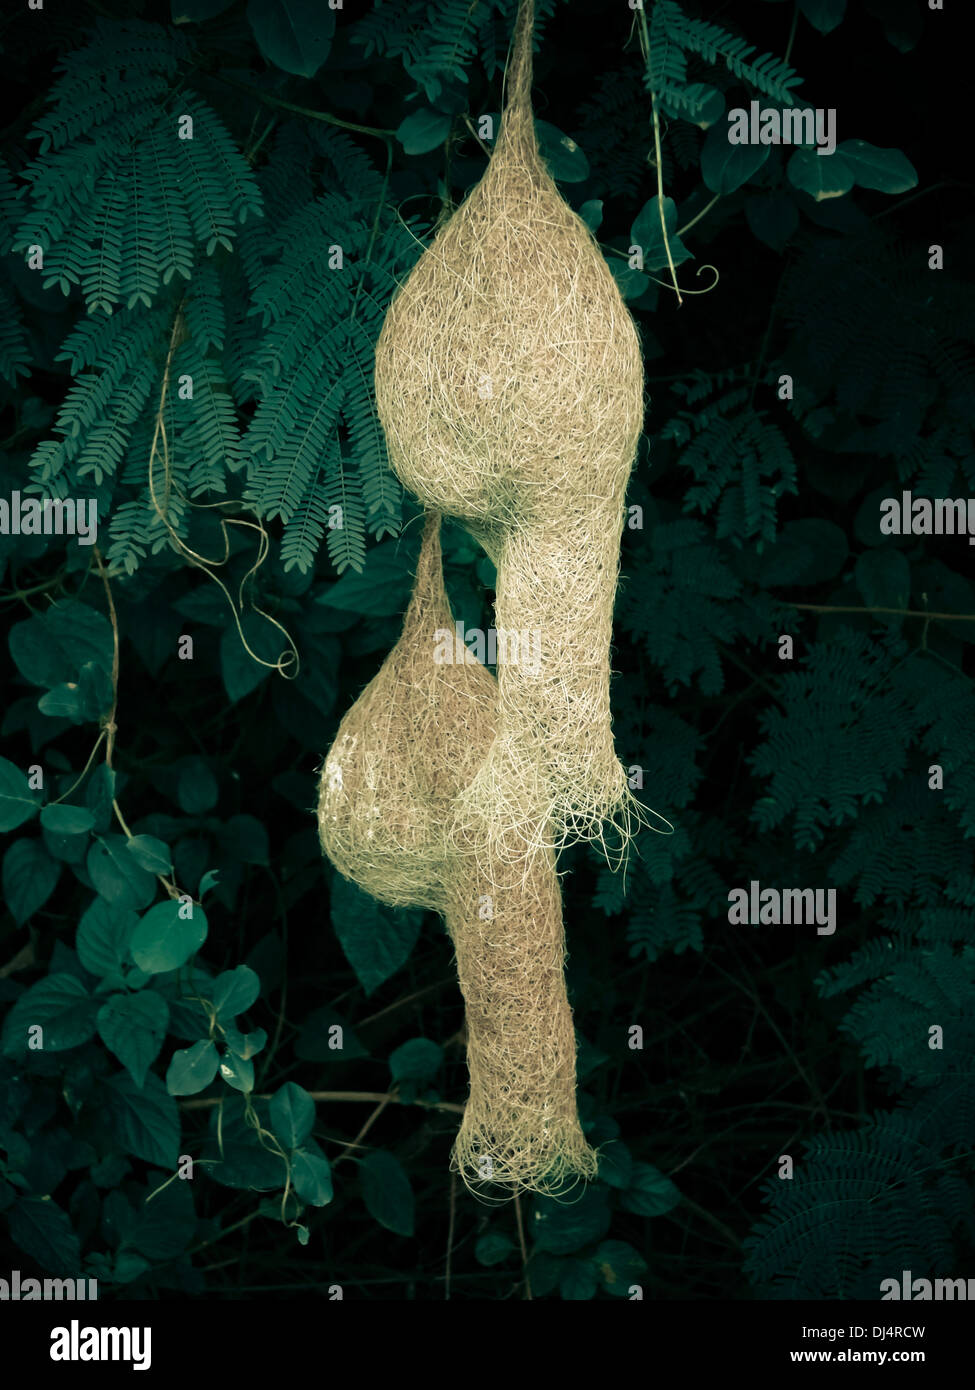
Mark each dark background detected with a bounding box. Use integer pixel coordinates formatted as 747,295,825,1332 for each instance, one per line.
0,0,972,1301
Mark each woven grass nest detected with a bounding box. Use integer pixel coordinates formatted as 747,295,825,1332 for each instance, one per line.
317,0,656,1195
318,513,596,1191
374,0,648,869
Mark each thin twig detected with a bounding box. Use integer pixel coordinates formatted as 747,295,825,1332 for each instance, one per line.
715,641,786,711
787,601,975,622
784,2,799,64
514,1193,532,1300
445,1170,458,1301
677,192,721,238
49,730,106,806
332,1093,394,1167
667,1194,743,1250
636,5,682,304
357,979,454,1027
180,1090,465,1114
213,72,395,141
92,545,119,767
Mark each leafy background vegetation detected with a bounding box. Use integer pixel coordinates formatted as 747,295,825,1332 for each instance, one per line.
1,0,972,1300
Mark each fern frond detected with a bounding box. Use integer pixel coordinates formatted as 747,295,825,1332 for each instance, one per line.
245,321,349,466
312,126,386,205
30,73,170,153
647,0,687,92
251,380,346,524
750,632,917,850
830,780,969,909
745,1111,968,1298
0,155,24,242
0,283,30,385
619,520,741,695
403,0,481,100
74,359,157,488
658,0,803,105
321,439,367,575
16,21,259,314
184,262,226,354
627,881,704,962
279,464,330,574
344,320,400,536
837,945,975,1083
143,122,196,289
577,67,648,199
45,311,159,459
181,347,241,494
350,0,428,63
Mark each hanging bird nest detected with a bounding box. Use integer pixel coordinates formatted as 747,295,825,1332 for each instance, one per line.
317,513,597,1191
374,0,648,869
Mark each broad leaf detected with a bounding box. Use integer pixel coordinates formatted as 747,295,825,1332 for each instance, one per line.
130,900,208,974
166,1040,220,1096
330,875,423,996
246,0,335,79
360,1151,414,1236
701,126,771,193
96,991,169,1088
87,836,156,910
2,974,97,1055
0,756,40,832
3,838,60,924
397,108,451,155
104,1072,180,1167
836,139,918,194
270,1081,316,1149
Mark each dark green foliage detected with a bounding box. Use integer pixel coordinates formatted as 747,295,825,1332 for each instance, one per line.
744,1107,975,1299
0,0,970,1303
662,373,798,543
651,0,802,107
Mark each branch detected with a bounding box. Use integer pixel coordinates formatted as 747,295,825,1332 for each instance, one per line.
213,72,395,143
180,1090,465,1114
786,601,975,622
92,545,119,768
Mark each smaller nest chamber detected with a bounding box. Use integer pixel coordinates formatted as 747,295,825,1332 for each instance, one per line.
317,512,496,912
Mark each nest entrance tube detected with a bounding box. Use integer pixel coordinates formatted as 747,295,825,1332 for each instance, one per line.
446,840,599,1192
